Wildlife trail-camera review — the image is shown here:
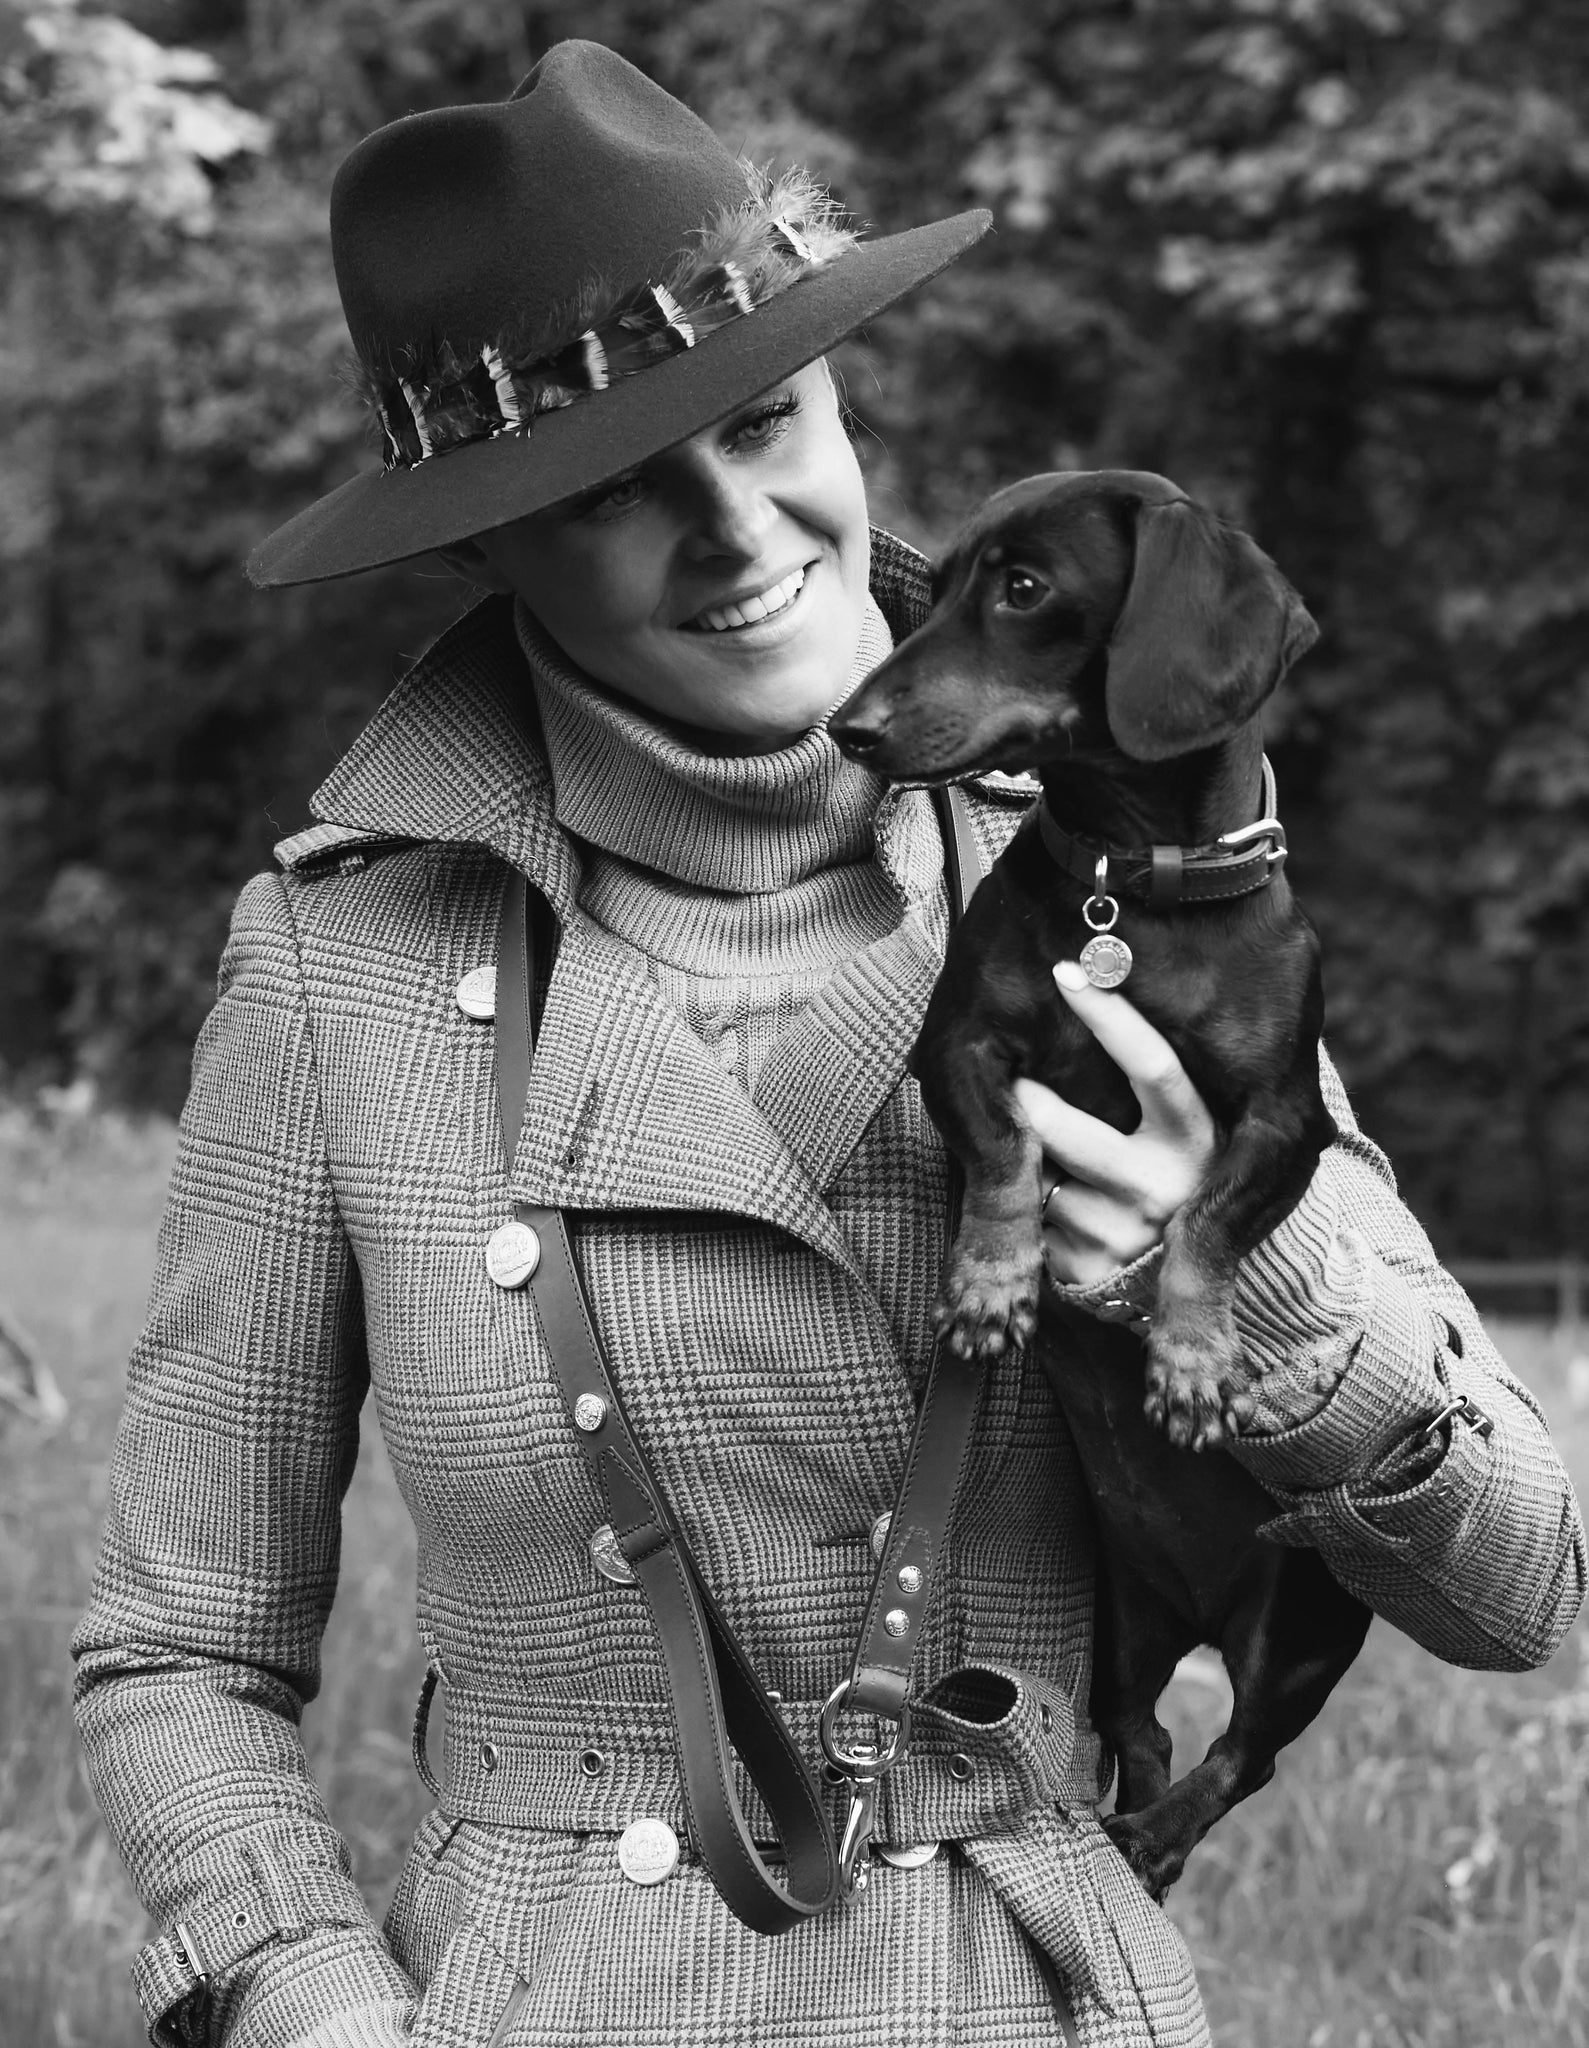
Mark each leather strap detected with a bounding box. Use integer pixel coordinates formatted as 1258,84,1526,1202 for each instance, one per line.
1037,754,1286,908
489,782,990,1932
497,874,835,1934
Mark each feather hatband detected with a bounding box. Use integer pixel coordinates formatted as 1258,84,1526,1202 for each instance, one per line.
356,165,857,474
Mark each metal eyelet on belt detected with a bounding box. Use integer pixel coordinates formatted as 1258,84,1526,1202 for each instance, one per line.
948,1752,973,1781
578,1747,607,1778
479,1741,500,1773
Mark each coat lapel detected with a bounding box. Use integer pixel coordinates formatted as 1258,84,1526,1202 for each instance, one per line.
508,911,866,1277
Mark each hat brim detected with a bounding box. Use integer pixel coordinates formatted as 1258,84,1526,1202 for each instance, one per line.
246,210,991,588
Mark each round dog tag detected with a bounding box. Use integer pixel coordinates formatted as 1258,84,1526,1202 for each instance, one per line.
1079,933,1133,988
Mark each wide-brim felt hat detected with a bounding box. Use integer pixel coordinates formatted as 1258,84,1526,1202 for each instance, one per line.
247,41,990,587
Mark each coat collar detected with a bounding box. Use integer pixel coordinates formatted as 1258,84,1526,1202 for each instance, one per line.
309,593,584,919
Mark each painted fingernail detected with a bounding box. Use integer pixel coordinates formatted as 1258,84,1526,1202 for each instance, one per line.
1054,961,1088,993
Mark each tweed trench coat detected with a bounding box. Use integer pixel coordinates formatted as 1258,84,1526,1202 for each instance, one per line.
77,532,1585,2048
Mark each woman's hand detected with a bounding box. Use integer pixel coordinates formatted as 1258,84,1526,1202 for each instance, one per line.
1015,960,1220,1287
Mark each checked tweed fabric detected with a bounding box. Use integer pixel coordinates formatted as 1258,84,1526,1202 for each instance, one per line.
75,534,1584,2048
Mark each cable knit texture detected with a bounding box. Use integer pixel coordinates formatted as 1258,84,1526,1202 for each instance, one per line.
522,593,946,1092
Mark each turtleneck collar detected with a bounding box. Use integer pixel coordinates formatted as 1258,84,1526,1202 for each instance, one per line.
519,595,896,895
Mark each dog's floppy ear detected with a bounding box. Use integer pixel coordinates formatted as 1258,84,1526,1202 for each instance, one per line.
1104,498,1318,760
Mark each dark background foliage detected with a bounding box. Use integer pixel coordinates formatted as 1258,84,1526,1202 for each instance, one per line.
4,0,1587,1252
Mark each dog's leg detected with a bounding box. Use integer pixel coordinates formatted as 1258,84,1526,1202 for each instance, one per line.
1090,1551,1187,1819
1144,1088,1334,1449
913,996,1047,1362
1102,1549,1373,1900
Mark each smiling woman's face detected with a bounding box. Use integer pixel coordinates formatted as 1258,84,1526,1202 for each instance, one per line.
464,361,872,750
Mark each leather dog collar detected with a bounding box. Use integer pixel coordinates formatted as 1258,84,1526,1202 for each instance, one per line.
1037,755,1287,912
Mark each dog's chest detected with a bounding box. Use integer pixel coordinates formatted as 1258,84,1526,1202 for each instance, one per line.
1024,891,1303,1133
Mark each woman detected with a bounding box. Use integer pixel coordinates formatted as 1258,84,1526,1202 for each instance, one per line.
74,40,1584,2048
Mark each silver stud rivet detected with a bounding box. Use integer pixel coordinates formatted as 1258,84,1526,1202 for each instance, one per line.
590,1523,637,1585
617,1818,680,1886
883,1608,910,1638
897,1564,923,1595
948,1752,973,1781
869,1510,892,1561
574,1392,607,1433
454,965,497,1020
480,1741,499,1772
484,1220,540,1289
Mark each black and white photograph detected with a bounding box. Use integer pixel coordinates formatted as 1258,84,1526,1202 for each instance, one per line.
1,4,1586,2044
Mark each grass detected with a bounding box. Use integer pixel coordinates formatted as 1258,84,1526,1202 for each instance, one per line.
0,1106,1584,2046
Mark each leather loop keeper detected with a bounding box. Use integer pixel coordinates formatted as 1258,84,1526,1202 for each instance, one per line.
1148,842,1182,910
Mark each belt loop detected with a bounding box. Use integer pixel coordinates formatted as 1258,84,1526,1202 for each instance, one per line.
412,1662,444,1799
1148,843,1182,910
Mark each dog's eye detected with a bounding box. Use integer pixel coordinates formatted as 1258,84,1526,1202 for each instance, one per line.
1002,569,1047,611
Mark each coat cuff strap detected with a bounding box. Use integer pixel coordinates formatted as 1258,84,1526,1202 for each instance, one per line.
134,1870,371,2043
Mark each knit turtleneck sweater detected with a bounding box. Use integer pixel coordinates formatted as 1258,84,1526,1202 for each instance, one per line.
519,596,946,1095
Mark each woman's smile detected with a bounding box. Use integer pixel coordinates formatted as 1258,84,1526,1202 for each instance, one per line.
685,561,809,634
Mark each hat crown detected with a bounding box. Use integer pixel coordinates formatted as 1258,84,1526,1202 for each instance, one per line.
331,41,751,372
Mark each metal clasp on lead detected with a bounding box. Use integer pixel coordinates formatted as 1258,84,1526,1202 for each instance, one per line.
820,1677,912,1898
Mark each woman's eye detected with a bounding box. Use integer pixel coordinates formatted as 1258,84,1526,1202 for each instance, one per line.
581,473,646,519
1003,568,1047,611
732,395,800,450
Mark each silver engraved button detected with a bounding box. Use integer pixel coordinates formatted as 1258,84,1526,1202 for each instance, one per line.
484,1220,540,1288
574,1392,607,1433
876,1841,940,1869
618,1818,680,1886
454,965,497,1020
590,1523,637,1585
883,1608,910,1638
869,1510,892,1561
897,1564,923,1595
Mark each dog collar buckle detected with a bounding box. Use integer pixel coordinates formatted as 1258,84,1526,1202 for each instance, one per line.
1215,815,1288,867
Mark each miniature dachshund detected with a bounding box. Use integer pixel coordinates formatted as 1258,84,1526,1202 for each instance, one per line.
831,470,1373,1895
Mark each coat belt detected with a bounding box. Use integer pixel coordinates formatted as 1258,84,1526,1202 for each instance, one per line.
432,1669,1102,1845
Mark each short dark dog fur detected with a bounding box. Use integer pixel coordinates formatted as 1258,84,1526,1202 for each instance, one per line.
831,470,1373,1895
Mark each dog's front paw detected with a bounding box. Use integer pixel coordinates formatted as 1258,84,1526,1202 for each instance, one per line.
1143,1305,1257,1450
933,1237,1042,1363
1102,1809,1188,1903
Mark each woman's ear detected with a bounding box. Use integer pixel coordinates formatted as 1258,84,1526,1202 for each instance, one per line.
1104,498,1318,760
435,536,517,592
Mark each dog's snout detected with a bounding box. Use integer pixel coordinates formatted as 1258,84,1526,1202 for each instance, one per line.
829,708,886,757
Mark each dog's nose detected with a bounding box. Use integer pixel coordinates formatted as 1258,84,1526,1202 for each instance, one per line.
829,710,884,757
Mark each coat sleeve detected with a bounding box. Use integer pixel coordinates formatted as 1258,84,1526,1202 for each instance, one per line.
1056,1050,1586,1673
72,873,416,2048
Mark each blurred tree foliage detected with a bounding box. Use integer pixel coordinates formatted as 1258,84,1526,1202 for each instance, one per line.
3,0,1587,1253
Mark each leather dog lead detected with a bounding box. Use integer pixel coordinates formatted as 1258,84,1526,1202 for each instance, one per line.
488,785,989,1932
495,870,835,1934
